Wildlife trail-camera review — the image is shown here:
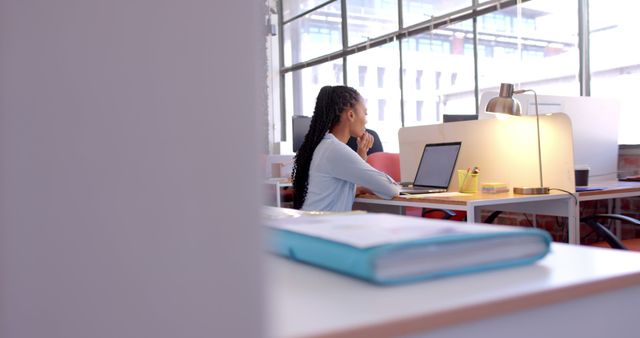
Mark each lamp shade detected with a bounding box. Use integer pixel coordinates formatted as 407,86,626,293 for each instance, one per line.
484,83,549,195
485,83,522,116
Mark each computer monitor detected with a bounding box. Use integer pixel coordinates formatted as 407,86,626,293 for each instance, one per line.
443,114,478,123
292,115,312,152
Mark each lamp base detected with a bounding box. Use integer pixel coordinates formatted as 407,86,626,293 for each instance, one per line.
513,187,550,195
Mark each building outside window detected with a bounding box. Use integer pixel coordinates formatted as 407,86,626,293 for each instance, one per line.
589,0,640,145
276,0,640,153
377,67,385,88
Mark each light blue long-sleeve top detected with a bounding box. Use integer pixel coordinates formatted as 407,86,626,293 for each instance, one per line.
301,133,400,212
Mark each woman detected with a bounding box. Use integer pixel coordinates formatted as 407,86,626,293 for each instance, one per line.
292,85,399,211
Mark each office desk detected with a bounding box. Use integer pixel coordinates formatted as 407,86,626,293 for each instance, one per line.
354,191,579,244
268,243,640,338
578,179,640,202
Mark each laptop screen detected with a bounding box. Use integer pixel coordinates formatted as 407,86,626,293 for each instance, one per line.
413,142,462,188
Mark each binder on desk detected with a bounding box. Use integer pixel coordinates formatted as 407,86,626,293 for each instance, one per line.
263,207,551,285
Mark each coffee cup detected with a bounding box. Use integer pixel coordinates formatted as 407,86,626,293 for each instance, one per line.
574,165,590,186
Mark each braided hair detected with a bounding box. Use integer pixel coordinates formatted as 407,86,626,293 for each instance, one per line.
291,85,361,209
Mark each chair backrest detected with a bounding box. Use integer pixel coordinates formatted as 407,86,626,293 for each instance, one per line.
443,114,478,123
367,152,400,182
292,115,312,152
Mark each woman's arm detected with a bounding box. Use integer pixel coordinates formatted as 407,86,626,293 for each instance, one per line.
328,143,400,199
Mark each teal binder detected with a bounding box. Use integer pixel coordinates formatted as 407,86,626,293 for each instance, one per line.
265,209,551,285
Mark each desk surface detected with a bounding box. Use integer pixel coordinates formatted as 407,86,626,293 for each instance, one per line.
355,190,572,207
267,243,640,338
266,177,293,185
578,179,640,200
354,190,578,242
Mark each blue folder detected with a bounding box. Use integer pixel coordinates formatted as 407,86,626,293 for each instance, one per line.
266,212,551,285
576,186,605,192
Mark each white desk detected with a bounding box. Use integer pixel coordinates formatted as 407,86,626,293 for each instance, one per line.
354,191,579,244
578,179,640,202
266,180,640,245
268,243,640,338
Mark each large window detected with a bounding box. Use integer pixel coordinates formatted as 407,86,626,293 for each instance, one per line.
276,0,640,153
477,0,580,102
402,0,470,28
347,43,401,152
589,0,640,144
283,60,343,152
402,21,475,127
282,0,331,21
346,0,398,46
282,1,342,66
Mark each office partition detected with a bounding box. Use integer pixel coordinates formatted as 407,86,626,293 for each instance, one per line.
398,113,576,192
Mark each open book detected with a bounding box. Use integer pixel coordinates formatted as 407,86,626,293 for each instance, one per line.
263,207,551,285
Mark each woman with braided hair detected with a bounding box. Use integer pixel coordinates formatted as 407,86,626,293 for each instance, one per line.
291,85,399,211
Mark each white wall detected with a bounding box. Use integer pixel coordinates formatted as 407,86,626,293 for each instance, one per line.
0,1,264,338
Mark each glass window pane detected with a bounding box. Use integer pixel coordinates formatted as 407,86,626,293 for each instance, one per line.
402,20,476,126
589,0,640,144
283,2,342,66
347,43,401,152
402,0,471,28
282,0,335,22
346,0,398,46
283,61,343,153
476,0,580,110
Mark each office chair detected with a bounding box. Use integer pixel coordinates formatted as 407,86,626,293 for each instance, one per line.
292,115,312,153
581,214,640,250
366,152,400,181
442,114,478,123
366,152,458,220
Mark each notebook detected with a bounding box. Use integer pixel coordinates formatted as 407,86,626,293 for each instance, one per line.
263,207,551,285
399,142,462,195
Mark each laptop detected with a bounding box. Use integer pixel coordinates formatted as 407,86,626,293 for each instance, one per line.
399,142,462,195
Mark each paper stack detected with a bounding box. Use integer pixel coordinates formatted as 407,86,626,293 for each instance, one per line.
481,182,509,194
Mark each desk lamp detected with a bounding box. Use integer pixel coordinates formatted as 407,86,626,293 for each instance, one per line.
485,83,550,195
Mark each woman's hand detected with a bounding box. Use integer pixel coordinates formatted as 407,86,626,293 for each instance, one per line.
356,131,373,160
